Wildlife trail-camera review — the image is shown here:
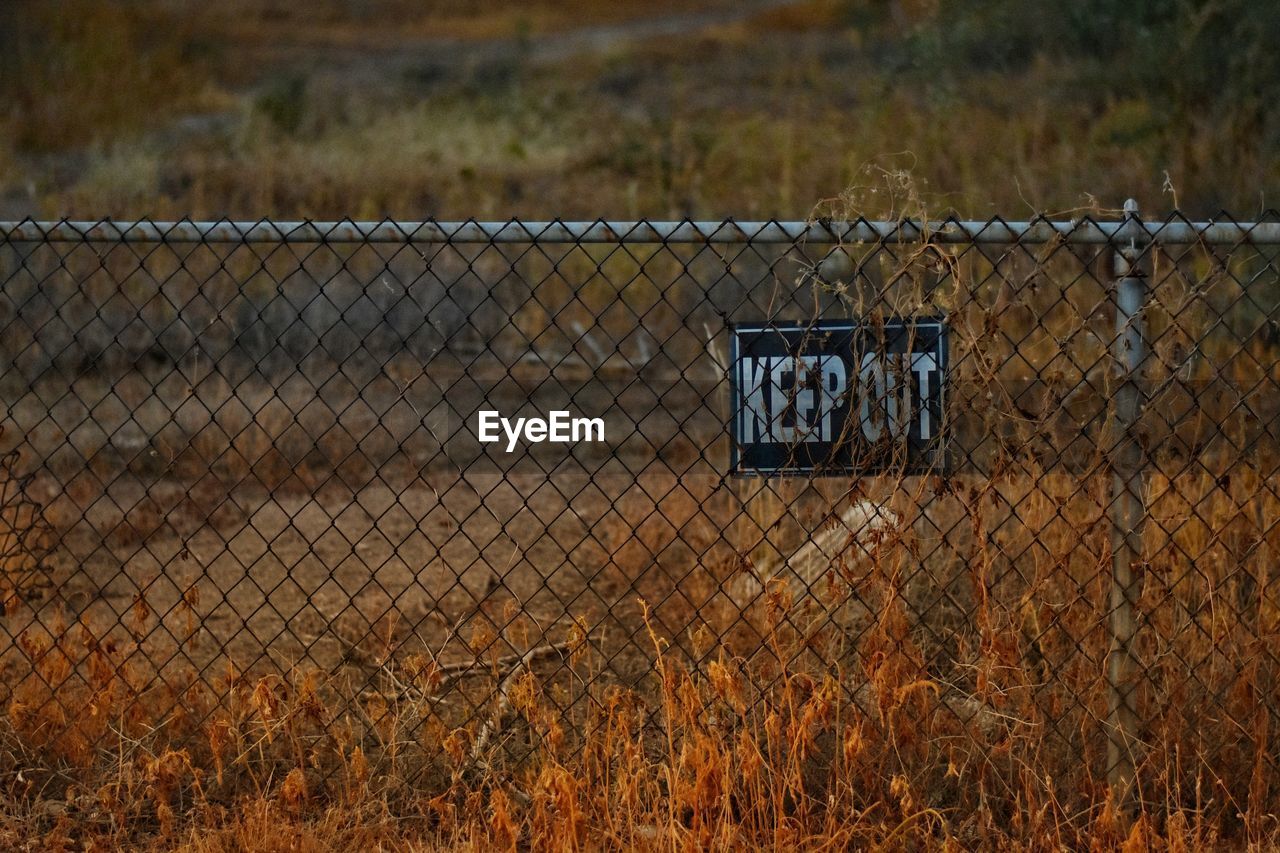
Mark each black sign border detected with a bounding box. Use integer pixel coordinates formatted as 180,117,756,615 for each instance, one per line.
728,317,949,477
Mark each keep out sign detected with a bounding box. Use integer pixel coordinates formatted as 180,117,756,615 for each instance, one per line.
730,319,948,475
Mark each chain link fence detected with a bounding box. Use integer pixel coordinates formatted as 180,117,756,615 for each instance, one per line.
1,211,1278,818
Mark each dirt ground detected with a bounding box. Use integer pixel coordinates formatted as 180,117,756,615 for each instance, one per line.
0,359,862,728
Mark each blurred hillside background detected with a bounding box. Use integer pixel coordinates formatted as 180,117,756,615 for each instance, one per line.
1,0,1277,220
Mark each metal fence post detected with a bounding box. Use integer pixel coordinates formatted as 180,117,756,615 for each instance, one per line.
1107,198,1149,803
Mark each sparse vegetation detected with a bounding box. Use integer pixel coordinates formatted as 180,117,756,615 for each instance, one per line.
1,486,1276,852
3,1,1279,219
0,205,1276,848
4,1,1280,849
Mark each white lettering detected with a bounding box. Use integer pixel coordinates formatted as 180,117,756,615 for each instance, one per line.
738,354,853,445
911,353,937,439
770,357,796,443
886,353,910,439
818,355,847,442
575,417,605,442
733,328,943,463
478,410,500,443
503,417,525,452
860,353,883,442
548,410,570,442
478,410,606,451
740,357,771,443
793,356,818,442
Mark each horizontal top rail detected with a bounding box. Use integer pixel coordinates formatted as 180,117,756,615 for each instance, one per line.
3,218,1280,245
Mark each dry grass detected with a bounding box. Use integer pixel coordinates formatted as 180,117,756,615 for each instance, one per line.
0,0,219,152
2,185,1279,846
199,0,747,45
5,0,1273,219
1,450,1278,849
4,4,1280,847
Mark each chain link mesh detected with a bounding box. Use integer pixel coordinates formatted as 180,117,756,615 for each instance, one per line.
0,214,1277,816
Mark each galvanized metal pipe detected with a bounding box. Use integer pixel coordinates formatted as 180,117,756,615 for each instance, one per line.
1107,199,1149,806
3,218,1280,244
